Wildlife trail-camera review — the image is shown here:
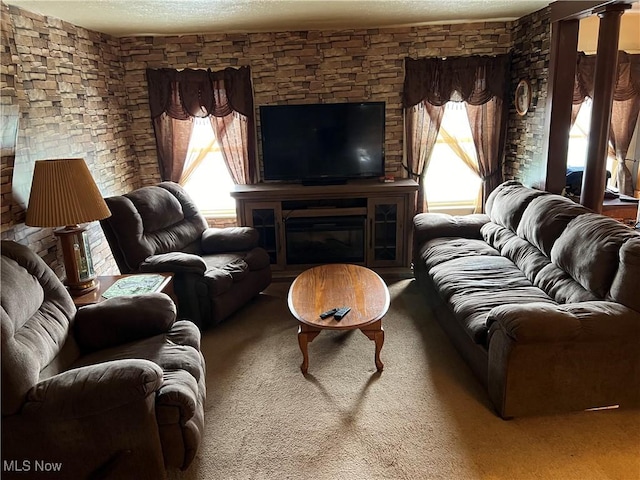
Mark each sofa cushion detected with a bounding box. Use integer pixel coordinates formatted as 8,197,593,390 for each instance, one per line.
203,261,249,296
608,237,640,311
203,253,249,271
1,255,46,333
419,237,501,271
203,248,271,273
1,242,79,415
534,263,600,304
72,320,203,382
429,254,556,344
517,194,590,257
481,222,518,252
129,185,186,233
551,213,638,299
485,181,547,232
201,253,271,296
482,222,553,286
501,235,551,284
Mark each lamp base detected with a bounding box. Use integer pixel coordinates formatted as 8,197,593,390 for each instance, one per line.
55,225,99,296
66,278,100,297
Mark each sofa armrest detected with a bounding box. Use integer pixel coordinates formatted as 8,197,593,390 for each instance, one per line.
23,359,163,419
486,301,640,418
413,213,489,247
75,293,176,352
156,370,199,425
140,252,207,274
487,301,640,344
201,227,259,253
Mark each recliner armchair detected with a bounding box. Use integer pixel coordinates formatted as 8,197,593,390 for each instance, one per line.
1,240,206,480
100,181,272,328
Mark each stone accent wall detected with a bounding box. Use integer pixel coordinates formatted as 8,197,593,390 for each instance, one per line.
118,23,512,186
504,6,551,187
1,3,139,276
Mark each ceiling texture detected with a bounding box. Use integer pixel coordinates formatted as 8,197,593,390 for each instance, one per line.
5,0,555,37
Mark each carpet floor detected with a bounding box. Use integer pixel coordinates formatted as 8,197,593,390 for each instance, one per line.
169,279,640,480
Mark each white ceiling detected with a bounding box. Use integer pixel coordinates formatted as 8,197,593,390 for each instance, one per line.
5,0,554,37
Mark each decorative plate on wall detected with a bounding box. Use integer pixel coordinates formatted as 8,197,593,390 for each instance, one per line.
515,79,532,116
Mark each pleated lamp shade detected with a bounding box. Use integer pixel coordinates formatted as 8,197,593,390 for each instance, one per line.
26,158,111,227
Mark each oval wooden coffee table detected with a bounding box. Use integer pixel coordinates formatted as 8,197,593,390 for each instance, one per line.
288,263,390,374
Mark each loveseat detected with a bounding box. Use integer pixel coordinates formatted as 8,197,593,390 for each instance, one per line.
1,240,206,479
413,181,640,418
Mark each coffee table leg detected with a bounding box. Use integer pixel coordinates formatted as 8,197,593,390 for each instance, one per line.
298,323,320,374
361,320,385,372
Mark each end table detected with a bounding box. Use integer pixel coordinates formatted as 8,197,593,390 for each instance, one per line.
72,273,175,307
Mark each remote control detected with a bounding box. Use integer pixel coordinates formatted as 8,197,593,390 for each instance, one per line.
333,306,351,320
319,308,338,319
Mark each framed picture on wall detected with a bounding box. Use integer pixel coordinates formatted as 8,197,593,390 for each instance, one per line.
515,79,532,116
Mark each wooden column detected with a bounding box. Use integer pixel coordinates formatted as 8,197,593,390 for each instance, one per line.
543,18,580,194
580,3,630,211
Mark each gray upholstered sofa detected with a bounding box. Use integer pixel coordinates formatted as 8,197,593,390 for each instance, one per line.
413,181,640,418
100,182,272,328
1,240,205,479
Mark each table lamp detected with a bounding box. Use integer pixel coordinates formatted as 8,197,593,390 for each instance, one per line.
26,158,111,295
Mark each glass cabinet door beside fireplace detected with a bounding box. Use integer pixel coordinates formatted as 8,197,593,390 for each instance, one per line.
367,197,406,267
243,202,285,269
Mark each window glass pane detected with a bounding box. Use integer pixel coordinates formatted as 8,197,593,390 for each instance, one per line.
425,102,481,204
568,98,616,185
182,119,236,214
568,98,592,168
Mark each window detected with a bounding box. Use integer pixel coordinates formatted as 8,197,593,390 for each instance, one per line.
181,118,236,217
424,102,482,208
568,98,616,185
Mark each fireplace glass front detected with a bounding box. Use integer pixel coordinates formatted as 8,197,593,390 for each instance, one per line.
285,215,365,264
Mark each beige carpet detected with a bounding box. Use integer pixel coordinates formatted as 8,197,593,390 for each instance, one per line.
170,279,640,480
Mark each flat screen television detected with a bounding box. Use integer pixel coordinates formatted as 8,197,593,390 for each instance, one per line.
259,101,385,184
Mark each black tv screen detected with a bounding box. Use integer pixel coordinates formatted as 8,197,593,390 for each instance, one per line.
260,102,385,183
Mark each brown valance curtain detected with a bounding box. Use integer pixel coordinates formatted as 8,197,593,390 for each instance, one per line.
573,51,640,102
146,66,257,184
403,54,510,212
403,55,510,108
572,52,640,195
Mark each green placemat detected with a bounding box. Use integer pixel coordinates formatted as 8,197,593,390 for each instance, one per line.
102,274,166,299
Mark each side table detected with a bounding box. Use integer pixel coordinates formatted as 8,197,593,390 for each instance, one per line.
73,273,175,307
602,197,639,226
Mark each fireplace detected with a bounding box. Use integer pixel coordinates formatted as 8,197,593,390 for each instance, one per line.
285,215,366,264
